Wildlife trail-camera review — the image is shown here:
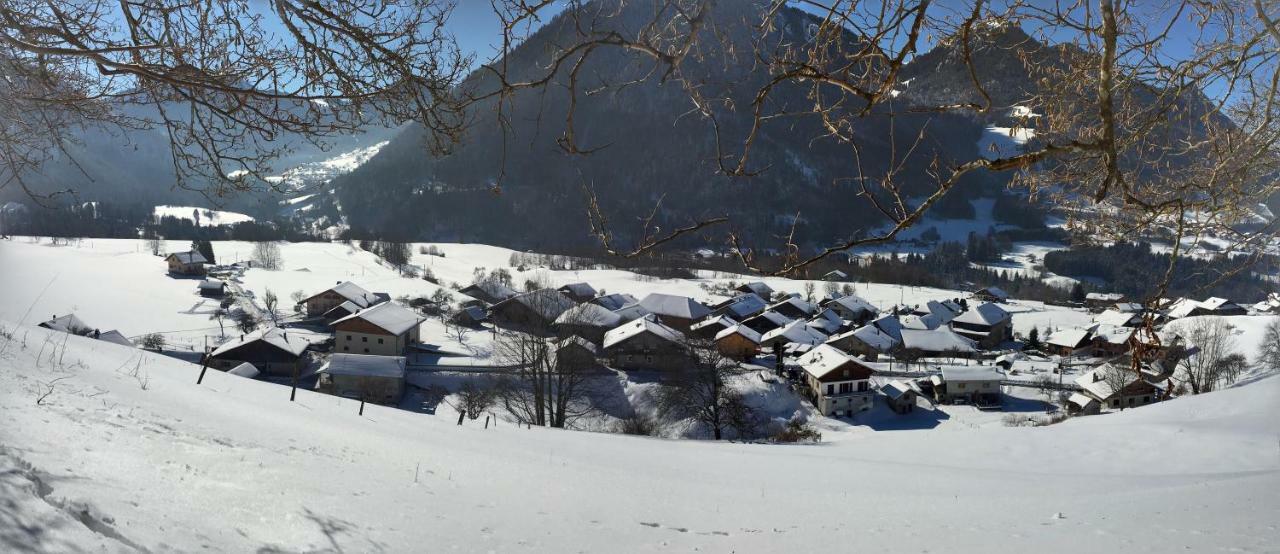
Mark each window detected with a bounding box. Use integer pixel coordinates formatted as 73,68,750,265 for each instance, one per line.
343,346,349,352
1112,399,1120,408
826,384,834,395
858,381,869,392
363,348,369,353
839,383,852,394
346,335,352,341
362,337,368,343
377,338,384,344
957,383,966,390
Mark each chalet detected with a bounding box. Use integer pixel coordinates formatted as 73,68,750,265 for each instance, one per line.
601,315,689,371
1095,309,1142,328
710,293,768,320
612,303,653,323
760,320,828,350
713,324,760,360
899,313,942,331
898,328,977,358
933,367,1004,407
1198,296,1248,316
165,250,208,275
96,330,135,348
912,299,963,324
38,313,93,335
797,344,875,417
1091,325,1136,357
1085,292,1126,310
301,281,381,317
208,328,310,377
450,306,488,327
822,269,849,281
736,281,775,299
198,279,226,298
973,286,1009,303
554,302,624,344
554,336,600,370
823,294,878,324
1045,327,1095,357
632,293,712,332
557,282,598,303
882,380,919,414
1252,292,1280,314
317,354,406,404
321,301,363,323
949,302,1012,349
768,296,817,320
489,289,578,332
826,324,899,359
458,279,519,305
590,292,638,311
869,314,904,342
332,302,423,356
806,309,845,335
741,310,792,335
1069,363,1163,413
1114,302,1144,313
689,314,738,340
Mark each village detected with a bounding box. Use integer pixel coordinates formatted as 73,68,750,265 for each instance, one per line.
14,236,1276,439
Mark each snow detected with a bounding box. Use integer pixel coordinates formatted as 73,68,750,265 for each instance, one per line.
321,353,406,379
795,344,858,378
601,315,684,349
153,205,255,227
331,302,422,336
899,327,977,353
210,327,311,358
634,292,711,321
978,125,1036,159
1,324,1277,552
952,302,1009,326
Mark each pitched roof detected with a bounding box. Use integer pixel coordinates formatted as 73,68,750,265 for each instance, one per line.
166,250,208,265
899,313,942,330
899,328,977,353
96,330,134,347
38,313,93,334
769,296,818,316
721,293,768,319
602,315,685,349
737,281,775,297
591,293,638,311
828,324,899,353
1046,327,1094,349
555,302,624,328
1095,309,1140,327
761,319,828,346
806,309,844,334
870,315,903,342
494,289,578,321
881,380,916,400
460,280,519,302
1085,292,1125,302
323,300,363,319
211,327,310,358
306,281,380,308
321,354,406,379
797,344,866,379
198,279,225,290
940,366,1004,382
227,362,261,378
714,323,761,344
557,335,600,355
636,293,711,321
691,314,738,333
975,286,1009,300
332,302,423,335
557,282,598,298
828,294,878,316
952,302,1010,327
1092,325,1135,345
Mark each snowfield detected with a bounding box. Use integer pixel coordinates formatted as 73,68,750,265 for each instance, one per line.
152,205,255,227
1,324,1277,552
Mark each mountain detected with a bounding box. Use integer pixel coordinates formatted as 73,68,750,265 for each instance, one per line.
330,2,1004,249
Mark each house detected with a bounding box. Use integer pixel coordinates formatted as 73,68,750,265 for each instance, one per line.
1045,327,1095,357
806,309,845,335
207,328,310,377
898,328,977,358
165,250,208,275
554,336,600,370
741,310,792,335
96,330,135,348
882,380,918,414
1085,292,1126,309
590,292,638,311
869,314,904,342
489,289,578,332
899,313,942,331
934,367,1004,407
557,282,598,303
714,324,760,360
736,281,775,299
450,305,488,327
227,362,261,379
554,302,624,344
826,324,900,359
1251,292,1280,314
797,345,875,417
1091,325,1136,357
768,296,817,320
37,313,93,335
458,279,519,305
1114,302,1144,313
912,300,963,324
689,314,738,340
973,286,1009,303
331,302,423,356
1198,296,1248,316
630,293,712,332
612,303,653,324
1070,363,1163,412
760,320,828,350
949,302,1012,349
601,315,689,371
822,294,878,324
322,301,363,323
317,354,406,404
822,269,849,281
711,293,768,320
1095,309,1142,328
301,281,382,317
197,279,226,298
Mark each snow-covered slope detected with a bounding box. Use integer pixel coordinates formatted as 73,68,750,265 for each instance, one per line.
1,324,1276,552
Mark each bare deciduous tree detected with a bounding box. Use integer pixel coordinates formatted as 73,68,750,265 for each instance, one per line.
456,381,495,420
1173,317,1240,394
656,338,752,440
252,242,282,270
262,288,279,325
1258,318,1280,372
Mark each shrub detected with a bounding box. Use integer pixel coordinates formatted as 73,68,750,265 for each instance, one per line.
771,417,822,443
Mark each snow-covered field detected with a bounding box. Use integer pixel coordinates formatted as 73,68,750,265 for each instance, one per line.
153,205,255,227
1,324,1277,552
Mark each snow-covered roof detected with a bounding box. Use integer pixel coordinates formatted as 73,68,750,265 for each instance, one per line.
321,353,406,379
899,328,977,353
1200,297,1240,311
823,270,849,279
975,286,1009,301
557,335,600,355
211,327,310,358
1095,309,1140,327
602,315,685,349
591,293,638,311
691,314,737,333
870,315,903,342
307,281,380,308
96,330,134,347
1046,327,1093,349
1114,302,1144,313
227,362,260,378
1067,392,1097,409
38,313,92,334
1086,292,1125,302
899,313,941,330
332,302,423,335
497,289,578,321
612,303,653,323
558,282,597,298
167,250,208,265
797,344,864,380
1092,325,1134,345
952,303,1009,327
323,300,362,319
1165,298,1203,319
636,293,711,321
714,323,761,344
555,302,624,328
827,294,877,316
198,279,225,290
805,309,843,334
829,324,899,353
769,296,817,316
737,281,775,297
461,280,519,302
721,293,768,319
761,320,827,346
940,366,1004,383
1074,364,1138,400
750,310,794,327
881,380,916,400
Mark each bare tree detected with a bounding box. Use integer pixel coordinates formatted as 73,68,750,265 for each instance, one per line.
235,311,259,334
1173,317,1240,394
456,381,495,420
1258,318,1280,372
656,338,751,440
252,242,282,270
209,307,228,338
262,289,279,325
493,293,597,428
